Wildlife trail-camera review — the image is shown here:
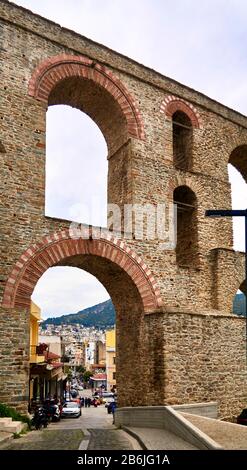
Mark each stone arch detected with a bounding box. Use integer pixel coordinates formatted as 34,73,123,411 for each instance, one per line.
160,95,201,128
168,175,204,203
229,144,247,183
2,229,162,312
28,54,145,146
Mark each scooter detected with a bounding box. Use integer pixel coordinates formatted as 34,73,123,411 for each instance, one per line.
44,401,61,422
31,407,49,430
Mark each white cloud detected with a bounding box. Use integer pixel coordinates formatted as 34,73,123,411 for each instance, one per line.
12,0,247,315
31,267,110,318
45,106,107,227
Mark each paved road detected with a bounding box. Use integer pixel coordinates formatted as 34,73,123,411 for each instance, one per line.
0,404,140,450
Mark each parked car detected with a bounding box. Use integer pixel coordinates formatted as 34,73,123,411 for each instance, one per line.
61,401,81,418
237,408,247,425
101,392,114,404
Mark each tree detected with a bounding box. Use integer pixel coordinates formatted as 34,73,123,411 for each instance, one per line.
83,371,93,383
76,365,85,374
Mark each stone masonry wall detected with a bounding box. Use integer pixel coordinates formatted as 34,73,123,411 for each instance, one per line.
0,0,246,418
145,311,247,420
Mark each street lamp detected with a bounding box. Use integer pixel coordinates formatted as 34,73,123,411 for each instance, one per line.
205,209,247,356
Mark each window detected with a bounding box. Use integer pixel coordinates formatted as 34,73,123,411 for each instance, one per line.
172,111,193,171
113,356,116,364
113,372,116,380
174,186,198,267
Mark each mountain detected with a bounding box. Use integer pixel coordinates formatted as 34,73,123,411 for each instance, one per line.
233,293,246,316
42,299,116,328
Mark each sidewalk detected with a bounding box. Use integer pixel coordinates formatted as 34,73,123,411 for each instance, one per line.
122,427,198,450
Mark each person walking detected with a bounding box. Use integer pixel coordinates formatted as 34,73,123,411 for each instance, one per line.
111,400,117,424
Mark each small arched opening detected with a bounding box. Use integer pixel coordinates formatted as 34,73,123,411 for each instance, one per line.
173,185,198,267
172,111,193,171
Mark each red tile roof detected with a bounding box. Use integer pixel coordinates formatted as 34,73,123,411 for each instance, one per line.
92,373,107,380
44,351,60,361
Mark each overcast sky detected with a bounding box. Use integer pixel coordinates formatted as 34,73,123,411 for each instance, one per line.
12,0,247,317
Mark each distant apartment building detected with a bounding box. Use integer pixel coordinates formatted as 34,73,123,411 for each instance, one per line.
74,345,85,366
95,340,106,366
39,334,62,357
85,340,96,369
106,328,116,391
29,303,66,404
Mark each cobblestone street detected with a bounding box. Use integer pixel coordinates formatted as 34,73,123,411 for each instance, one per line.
1,428,84,450
87,429,135,450
0,405,140,451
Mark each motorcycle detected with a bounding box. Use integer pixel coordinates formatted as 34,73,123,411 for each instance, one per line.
43,400,61,422
31,406,49,430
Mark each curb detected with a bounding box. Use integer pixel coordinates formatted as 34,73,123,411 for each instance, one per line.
0,434,14,448
121,426,147,450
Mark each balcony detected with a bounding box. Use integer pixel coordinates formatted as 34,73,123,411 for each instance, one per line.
30,345,45,364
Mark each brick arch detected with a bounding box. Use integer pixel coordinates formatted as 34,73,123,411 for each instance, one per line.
2,229,162,312
28,54,145,140
160,95,201,128
167,175,203,203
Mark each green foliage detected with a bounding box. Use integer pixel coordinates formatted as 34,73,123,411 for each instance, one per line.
0,403,31,428
43,299,116,328
83,371,93,382
76,365,85,374
67,370,73,381
13,432,21,439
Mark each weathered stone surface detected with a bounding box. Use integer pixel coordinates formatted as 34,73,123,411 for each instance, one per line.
0,0,246,419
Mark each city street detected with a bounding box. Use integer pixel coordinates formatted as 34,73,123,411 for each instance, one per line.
0,401,140,451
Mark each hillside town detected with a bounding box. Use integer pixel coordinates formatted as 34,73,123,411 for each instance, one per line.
29,302,116,408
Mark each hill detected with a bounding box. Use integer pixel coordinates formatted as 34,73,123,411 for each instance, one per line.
42,299,116,329
233,293,246,316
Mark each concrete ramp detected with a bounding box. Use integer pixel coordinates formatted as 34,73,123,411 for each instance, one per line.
182,413,247,450
115,405,221,450
122,426,198,450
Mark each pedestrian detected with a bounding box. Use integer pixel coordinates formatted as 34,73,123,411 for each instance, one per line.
111,401,117,424
85,397,88,408
80,397,84,407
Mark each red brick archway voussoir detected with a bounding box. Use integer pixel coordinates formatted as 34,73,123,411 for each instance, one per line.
28,54,145,140
2,230,162,312
160,94,201,128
